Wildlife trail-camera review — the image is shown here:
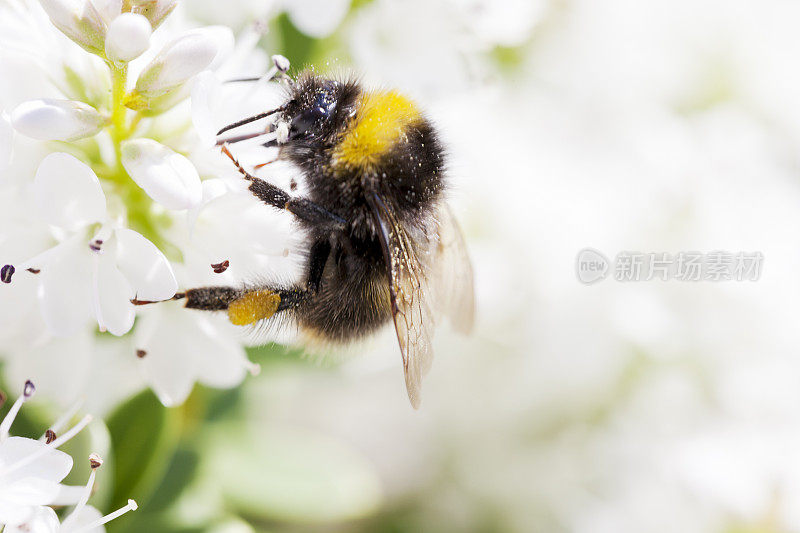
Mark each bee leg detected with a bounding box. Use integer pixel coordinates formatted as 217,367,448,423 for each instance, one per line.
175,240,331,326
221,144,346,231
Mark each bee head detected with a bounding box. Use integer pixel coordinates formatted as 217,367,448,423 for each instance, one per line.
276,74,359,146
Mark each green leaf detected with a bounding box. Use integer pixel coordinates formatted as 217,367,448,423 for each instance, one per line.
205,423,382,524
106,389,181,531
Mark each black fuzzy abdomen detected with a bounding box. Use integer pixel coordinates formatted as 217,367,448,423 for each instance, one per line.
296,237,392,342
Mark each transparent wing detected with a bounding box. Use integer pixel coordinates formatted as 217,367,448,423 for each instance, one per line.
431,205,475,334
368,193,435,408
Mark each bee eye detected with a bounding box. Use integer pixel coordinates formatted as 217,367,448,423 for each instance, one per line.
290,105,327,136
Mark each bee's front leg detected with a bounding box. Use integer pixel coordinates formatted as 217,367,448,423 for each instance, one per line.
220,145,346,231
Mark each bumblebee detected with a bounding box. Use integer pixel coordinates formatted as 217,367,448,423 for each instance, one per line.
154,71,474,407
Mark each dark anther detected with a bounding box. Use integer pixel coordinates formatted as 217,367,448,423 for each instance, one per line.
45,429,57,444
89,453,103,469
0,390,6,408
89,240,102,252
136,349,147,358
1,264,15,283
211,260,230,274
23,380,35,398
26,268,40,274
290,179,298,191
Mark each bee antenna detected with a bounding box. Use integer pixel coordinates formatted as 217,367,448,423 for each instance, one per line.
216,105,287,137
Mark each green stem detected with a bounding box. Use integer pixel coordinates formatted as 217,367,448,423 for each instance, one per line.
109,63,128,171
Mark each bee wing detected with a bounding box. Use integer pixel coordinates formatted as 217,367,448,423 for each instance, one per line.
368,193,435,409
431,205,475,334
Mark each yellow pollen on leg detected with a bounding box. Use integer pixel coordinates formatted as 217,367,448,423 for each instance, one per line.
227,290,281,326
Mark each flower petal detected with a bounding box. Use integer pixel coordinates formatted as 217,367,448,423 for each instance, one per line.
89,0,122,23
130,0,176,30
114,228,177,301
133,30,220,99
0,112,14,173
93,250,135,336
38,239,94,337
136,305,249,406
120,139,202,210
190,70,222,148
105,12,151,63
2,505,59,532
33,153,107,231
38,0,107,54
60,504,103,532
3,330,94,410
12,99,107,141
0,437,73,482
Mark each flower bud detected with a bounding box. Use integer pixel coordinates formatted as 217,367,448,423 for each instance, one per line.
11,99,107,141
130,31,218,103
120,139,202,210
130,0,176,30
38,0,107,55
105,12,151,63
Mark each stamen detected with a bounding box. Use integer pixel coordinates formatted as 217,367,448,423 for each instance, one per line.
211,260,230,274
0,380,34,441
62,454,103,530
43,398,85,438
76,499,138,531
44,429,56,444
136,349,147,358
0,414,92,477
89,453,103,469
1,264,15,283
88,225,113,254
0,390,6,408
272,54,290,73
26,268,40,274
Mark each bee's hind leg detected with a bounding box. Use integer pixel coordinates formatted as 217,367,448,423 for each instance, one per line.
167,238,332,326
174,285,297,326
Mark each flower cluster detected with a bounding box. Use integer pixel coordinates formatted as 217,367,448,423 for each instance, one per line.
0,0,298,408
0,381,137,532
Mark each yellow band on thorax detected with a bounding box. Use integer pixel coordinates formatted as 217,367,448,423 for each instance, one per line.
333,90,421,171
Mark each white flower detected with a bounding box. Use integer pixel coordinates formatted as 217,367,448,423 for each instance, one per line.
11,99,107,142
3,153,177,337
0,381,93,527
121,139,203,210
104,13,151,63
0,0,290,409
0,384,139,532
